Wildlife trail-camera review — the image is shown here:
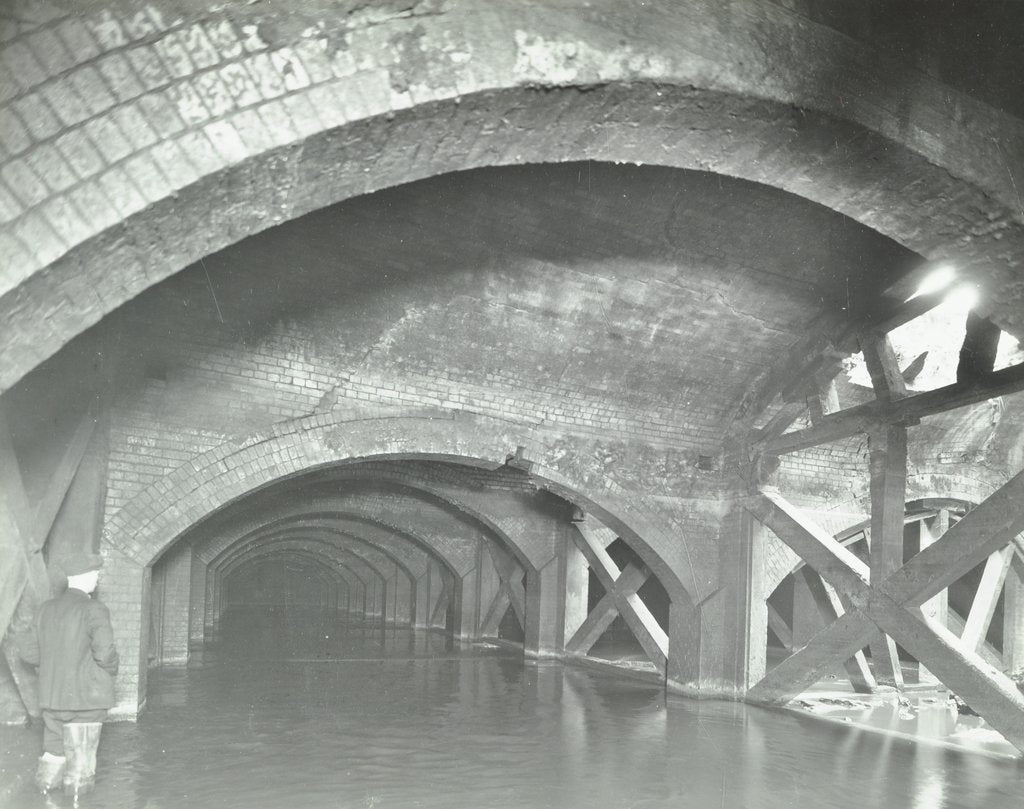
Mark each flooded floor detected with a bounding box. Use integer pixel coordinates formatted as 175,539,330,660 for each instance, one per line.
3,617,1024,808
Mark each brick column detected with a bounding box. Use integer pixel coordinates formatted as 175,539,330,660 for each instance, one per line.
453,567,480,640
524,555,564,658
155,543,191,665
414,569,432,628
667,598,709,690
100,546,146,719
717,508,768,694
188,550,206,652
390,568,413,626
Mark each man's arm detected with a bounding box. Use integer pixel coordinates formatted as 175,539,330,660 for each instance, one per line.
17,621,40,667
88,602,119,676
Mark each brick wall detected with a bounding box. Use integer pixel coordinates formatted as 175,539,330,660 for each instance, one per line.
3,0,1024,396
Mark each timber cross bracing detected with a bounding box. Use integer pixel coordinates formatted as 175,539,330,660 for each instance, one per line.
479,544,527,638
733,282,1024,752
745,482,1024,753
565,523,669,672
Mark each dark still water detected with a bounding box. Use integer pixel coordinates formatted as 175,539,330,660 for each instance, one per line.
3,616,1024,808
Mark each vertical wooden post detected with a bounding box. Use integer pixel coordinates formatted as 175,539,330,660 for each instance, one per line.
1002,551,1024,680
868,423,907,687
563,531,589,646
917,511,949,682
919,512,950,625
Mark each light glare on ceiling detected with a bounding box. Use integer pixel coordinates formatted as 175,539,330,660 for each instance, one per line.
908,265,956,300
945,284,978,311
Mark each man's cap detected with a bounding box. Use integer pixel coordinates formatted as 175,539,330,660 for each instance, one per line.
62,552,103,577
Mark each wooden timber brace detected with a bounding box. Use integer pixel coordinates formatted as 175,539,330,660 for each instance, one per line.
730,276,1024,752
564,522,668,672
478,544,526,638
745,479,1024,753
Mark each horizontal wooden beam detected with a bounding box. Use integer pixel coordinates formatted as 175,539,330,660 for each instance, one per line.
762,361,1024,455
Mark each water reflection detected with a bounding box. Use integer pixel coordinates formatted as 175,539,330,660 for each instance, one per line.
2,614,1023,808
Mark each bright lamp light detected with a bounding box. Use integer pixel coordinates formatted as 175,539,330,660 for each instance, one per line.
908,265,956,300
945,284,979,311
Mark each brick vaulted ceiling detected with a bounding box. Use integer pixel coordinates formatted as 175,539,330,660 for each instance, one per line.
87,163,918,448
2,0,1024,397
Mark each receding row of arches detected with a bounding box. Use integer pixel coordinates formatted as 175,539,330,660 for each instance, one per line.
141,457,676,689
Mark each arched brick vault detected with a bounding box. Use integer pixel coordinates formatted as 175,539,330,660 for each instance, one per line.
213,542,371,592
4,0,1024,393
215,540,379,594
194,510,465,580
218,546,353,595
204,528,416,619
213,544,363,618
212,533,391,588
216,551,351,616
176,479,539,575
104,410,699,606
219,554,346,608
199,520,425,584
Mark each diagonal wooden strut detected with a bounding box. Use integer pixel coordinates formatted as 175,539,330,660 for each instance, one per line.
479,545,526,637
766,603,793,651
567,524,668,670
430,575,453,627
746,482,1024,753
960,546,1014,653
565,564,648,655
797,568,875,693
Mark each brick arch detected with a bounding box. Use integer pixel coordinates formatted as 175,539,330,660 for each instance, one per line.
213,543,363,629
105,410,700,606
214,539,377,602
205,521,423,586
182,480,531,575
212,542,370,626
218,549,350,618
4,1,1024,393
190,498,457,578
205,525,417,623
219,547,351,599
213,534,386,590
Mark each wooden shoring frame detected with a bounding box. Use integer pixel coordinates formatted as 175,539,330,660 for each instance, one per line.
746,483,1024,753
564,523,668,671
478,544,526,637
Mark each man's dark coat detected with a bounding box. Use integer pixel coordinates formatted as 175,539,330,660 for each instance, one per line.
20,588,119,710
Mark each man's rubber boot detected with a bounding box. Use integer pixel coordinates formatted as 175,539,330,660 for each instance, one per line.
34,753,66,793
63,722,103,796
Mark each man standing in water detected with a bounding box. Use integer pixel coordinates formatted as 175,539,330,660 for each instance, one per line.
20,552,119,796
